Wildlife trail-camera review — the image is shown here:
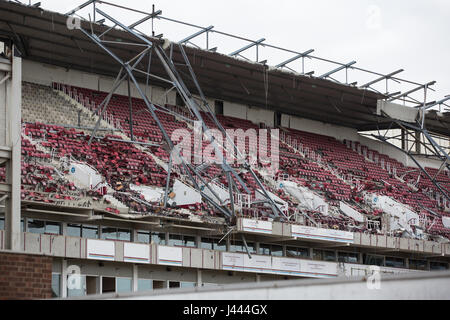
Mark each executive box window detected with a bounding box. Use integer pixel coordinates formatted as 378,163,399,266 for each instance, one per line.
101,227,131,241
313,249,336,262
385,256,405,268
116,278,132,293
338,252,359,264
430,262,449,270
28,219,61,235
67,224,99,239
409,259,428,271
138,279,153,292
137,231,165,245
168,234,196,247
67,275,86,297
260,244,283,257
286,246,309,259
364,254,384,267
52,274,61,298
0,217,4,230
201,237,226,251
230,240,255,254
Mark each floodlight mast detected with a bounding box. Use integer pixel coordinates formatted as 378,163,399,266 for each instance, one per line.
72,7,287,223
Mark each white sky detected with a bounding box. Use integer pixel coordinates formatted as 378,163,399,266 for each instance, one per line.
31,0,450,109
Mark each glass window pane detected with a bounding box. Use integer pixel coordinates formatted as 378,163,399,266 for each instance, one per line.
323,250,336,261
181,282,196,288
183,236,196,248
101,227,117,240
201,238,213,250
365,254,384,266
430,262,448,270
409,259,427,271
45,221,61,235
82,225,99,239
230,240,243,253
168,234,183,247
118,229,131,241
0,217,4,230
151,232,165,245
67,275,86,297
212,239,226,251
385,257,405,268
21,219,24,232
116,278,132,293
137,232,150,244
67,224,82,237
271,245,283,257
138,279,153,292
28,219,45,234
260,244,271,255
52,274,61,298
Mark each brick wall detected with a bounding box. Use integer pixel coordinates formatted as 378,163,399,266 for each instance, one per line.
0,252,52,300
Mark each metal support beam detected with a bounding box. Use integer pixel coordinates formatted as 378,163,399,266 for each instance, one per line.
275,49,314,69
360,69,404,89
128,10,162,29
319,61,356,79
388,81,436,102
229,38,265,57
179,25,213,44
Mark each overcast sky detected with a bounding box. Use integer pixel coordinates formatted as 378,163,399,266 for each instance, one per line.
34,0,450,109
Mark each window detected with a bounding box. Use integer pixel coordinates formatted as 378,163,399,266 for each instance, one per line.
286,246,309,259
116,278,132,293
201,238,213,250
138,279,153,292
181,282,196,288
385,257,405,268
271,245,283,257
0,217,4,230
168,234,183,247
101,227,130,241
364,254,384,266
82,225,99,239
67,224,82,237
214,100,224,115
169,234,196,247
137,231,150,244
28,219,61,235
230,240,255,254
151,232,165,245
67,275,86,297
313,250,336,262
52,274,61,298
338,252,359,264
430,262,448,270
138,231,166,245
409,259,427,271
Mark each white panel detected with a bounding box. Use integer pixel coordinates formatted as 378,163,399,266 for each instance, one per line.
86,239,115,261
291,225,354,243
272,257,301,274
124,242,150,264
242,218,273,234
221,252,244,271
243,254,272,274
340,202,365,223
169,179,202,206
157,245,183,266
301,260,337,278
443,217,450,229
223,101,247,119
247,107,274,126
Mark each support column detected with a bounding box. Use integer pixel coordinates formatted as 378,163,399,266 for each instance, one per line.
61,259,68,298
196,269,203,287
4,46,21,251
132,264,138,292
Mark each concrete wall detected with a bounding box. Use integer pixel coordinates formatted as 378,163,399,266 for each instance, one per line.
0,251,53,300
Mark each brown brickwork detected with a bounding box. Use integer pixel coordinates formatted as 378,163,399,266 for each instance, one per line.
0,252,52,300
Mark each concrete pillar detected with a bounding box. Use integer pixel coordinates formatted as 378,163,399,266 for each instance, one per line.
132,229,138,243
4,46,21,251
256,274,261,283
255,242,260,255
197,269,203,287
282,245,287,257
226,237,231,252
61,259,68,298
132,264,138,292
196,235,201,249
165,232,170,245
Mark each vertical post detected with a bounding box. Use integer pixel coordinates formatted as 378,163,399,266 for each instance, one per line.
127,76,134,141
61,259,68,298
196,269,203,287
5,45,21,251
132,264,138,292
